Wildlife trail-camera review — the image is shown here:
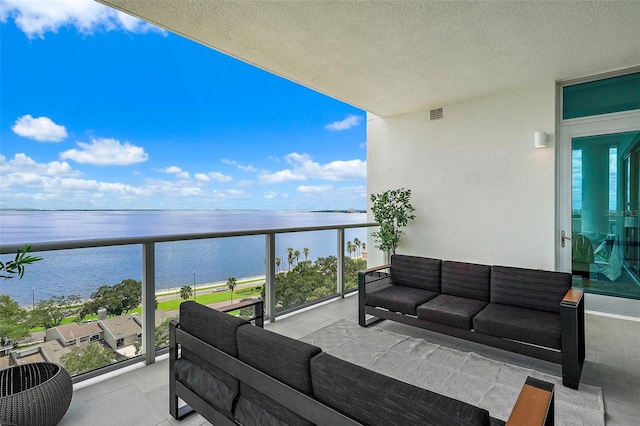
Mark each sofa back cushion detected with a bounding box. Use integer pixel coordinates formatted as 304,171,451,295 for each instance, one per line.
490,266,571,313
236,325,322,426
311,352,490,426
441,261,491,301
179,301,248,390
391,254,441,292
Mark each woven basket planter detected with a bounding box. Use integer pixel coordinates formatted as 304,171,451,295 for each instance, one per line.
0,362,72,426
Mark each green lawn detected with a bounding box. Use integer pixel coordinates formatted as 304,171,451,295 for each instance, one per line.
34,286,262,331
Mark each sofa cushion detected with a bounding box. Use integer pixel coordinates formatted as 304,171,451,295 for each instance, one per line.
366,285,438,315
417,294,488,330
311,352,491,426
391,254,442,292
178,300,248,414
174,359,237,419
473,303,562,349
441,261,491,301
235,325,322,426
490,266,571,314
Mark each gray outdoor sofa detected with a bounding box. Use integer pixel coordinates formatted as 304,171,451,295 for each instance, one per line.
169,301,554,426
359,254,585,389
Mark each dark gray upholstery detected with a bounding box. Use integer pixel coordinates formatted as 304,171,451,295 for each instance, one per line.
417,294,488,330
174,359,238,418
311,352,491,426
365,285,438,315
391,254,442,292
235,324,321,426
490,266,571,314
178,301,248,417
441,261,491,301
473,303,562,349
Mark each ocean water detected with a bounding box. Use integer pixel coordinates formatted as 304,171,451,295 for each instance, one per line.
0,210,369,306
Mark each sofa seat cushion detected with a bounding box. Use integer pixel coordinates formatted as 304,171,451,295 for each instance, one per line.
236,324,322,426
417,294,488,330
311,352,491,426
365,285,439,315
391,254,442,292
473,303,562,349
174,358,237,418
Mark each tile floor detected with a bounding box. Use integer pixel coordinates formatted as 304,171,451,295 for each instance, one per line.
59,295,640,425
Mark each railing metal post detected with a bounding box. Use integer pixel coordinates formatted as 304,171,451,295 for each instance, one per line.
337,228,345,297
265,233,276,322
142,242,156,365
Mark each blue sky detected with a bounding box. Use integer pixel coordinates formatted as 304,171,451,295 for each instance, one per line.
0,0,366,210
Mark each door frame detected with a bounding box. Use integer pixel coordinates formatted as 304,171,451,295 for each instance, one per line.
556,110,640,272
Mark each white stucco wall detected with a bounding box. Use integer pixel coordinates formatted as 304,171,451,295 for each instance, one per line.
367,82,557,270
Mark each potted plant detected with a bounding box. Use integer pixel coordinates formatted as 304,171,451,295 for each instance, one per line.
370,188,416,262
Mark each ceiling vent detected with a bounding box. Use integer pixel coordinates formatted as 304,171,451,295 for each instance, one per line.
430,108,443,120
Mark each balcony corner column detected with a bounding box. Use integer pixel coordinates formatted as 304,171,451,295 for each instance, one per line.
142,242,156,365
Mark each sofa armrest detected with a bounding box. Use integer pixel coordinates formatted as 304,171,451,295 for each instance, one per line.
169,319,189,420
561,289,585,389
507,376,554,426
358,264,391,327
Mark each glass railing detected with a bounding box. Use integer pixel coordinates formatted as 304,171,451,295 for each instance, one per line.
0,222,375,382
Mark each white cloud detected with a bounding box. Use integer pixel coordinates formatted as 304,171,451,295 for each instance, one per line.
325,114,363,131
60,138,148,165
0,0,164,39
208,172,232,182
212,189,250,199
222,159,258,173
195,173,210,182
297,185,334,194
163,166,183,174
0,153,79,177
11,114,67,142
263,191,278,199
259,152,366,184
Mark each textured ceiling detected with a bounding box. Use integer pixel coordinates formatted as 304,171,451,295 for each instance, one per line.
98,0,640,117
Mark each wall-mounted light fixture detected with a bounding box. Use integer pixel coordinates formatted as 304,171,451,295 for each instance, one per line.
534,131,547,148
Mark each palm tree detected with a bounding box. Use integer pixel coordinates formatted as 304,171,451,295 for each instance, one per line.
227,276,237,304
346,241,355,258
180,285,193,301
287,247,294,271
294,249,300,265
353,237,361,257
275,256,282,272
303,247,310,261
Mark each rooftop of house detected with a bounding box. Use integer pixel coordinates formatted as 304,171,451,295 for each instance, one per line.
51,322,102,342
99,314,142,339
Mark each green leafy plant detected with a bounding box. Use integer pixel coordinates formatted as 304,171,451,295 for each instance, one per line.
0,244,43,279
370,188,416,257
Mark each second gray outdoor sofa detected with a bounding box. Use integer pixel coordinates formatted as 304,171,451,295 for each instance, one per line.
359,254,585,389
170,301,555,426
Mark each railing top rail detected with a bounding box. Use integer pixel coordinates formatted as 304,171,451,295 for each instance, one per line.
0,222,378,254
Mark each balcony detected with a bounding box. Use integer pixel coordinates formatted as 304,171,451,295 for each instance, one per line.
2,224,639,425
55,295,639,425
